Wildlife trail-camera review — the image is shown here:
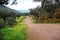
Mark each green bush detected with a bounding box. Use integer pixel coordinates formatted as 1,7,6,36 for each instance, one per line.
0,16,27,40
16,16,26,22
6,17,16,27
0,18,5,29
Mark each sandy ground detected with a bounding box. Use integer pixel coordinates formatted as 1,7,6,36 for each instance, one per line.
24,17,60,40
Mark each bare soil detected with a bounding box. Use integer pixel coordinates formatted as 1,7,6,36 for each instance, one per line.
24,17,60,40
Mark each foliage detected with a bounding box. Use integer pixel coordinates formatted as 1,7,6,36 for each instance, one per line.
33,0,41,2
0,0,17,5
29,2,60,23
6,17,16,27
0,0,9,5
0,5,21,27
29,8,39,19
16,16,26,22
0,18,4,23
53,7,60,18
0,16,27,40
0,18,5,29
21,13,29,16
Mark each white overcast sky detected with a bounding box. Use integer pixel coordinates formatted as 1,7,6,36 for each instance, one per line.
6,0,41,10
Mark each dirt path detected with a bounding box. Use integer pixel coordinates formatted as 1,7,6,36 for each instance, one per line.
24,17,60,40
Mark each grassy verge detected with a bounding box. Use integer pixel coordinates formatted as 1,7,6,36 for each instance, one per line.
31,18,60,24
0,16,28,40
31,18,38,24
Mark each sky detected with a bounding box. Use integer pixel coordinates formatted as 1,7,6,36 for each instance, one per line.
6,0,41,10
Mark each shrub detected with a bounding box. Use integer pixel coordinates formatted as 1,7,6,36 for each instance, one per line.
0,18,5,29
6,17,16,27
0,31,3,40
0,16,27,40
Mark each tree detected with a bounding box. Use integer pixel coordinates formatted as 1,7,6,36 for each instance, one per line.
33,0,48,8
33,0,60,8
0,0,17,5
29,8,39,19
33,0,41,2
55,0,59,4
33,0,57,18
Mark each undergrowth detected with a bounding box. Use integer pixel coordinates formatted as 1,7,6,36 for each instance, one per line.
0,16,28,40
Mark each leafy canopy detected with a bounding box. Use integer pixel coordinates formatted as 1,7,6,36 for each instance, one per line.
0,0,17,5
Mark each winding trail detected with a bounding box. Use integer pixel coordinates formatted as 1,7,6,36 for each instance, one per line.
24,17,60,40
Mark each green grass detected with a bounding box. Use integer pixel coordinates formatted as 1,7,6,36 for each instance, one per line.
31,19,37,23
31,18,40,24
16,16,26,22
0,16,28,40
31,18,60,24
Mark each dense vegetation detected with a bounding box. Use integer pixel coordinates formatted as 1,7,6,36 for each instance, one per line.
0,16,27,40
0,0,17,5
29,1,60,23
0,0,60,40
0,0,28,39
